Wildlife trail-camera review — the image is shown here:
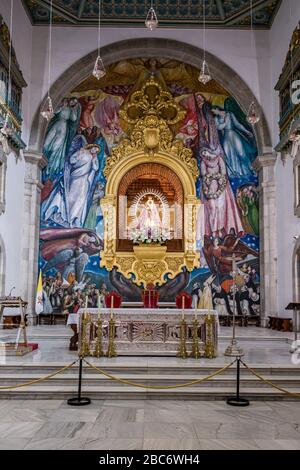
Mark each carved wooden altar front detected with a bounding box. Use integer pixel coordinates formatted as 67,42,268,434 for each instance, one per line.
100,75,200,287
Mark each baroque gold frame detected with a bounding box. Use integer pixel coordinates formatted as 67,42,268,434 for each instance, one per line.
100,75,200,286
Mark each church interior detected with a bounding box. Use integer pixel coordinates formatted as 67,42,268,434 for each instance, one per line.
0,0,300,453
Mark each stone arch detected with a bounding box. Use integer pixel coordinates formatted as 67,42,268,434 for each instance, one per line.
29,37,271,156
292,238,300,302
0,234,6,295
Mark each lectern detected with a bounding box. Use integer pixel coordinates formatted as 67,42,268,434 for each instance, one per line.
0,296,29,355
285,302,300,353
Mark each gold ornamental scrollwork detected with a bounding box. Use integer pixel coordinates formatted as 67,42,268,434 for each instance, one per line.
100,73,201,286
104,75,199,181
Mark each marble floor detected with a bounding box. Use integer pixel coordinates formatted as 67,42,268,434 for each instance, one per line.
0,399,300,449
0,325,297,366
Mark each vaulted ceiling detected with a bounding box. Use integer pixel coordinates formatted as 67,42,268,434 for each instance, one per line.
22,0,282,29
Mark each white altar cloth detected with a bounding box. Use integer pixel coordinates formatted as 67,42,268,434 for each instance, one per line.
67,308,218,326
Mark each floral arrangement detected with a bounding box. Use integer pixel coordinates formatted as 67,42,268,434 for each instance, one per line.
129,228,170,244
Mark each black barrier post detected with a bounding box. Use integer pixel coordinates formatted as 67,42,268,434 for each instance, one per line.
226,356,249,407
67,356,91,406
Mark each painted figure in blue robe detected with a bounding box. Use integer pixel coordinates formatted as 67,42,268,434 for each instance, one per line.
212,103,257,177
43,97,81,181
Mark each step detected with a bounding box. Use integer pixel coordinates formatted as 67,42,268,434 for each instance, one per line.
0,365,299,377
1,373,300,386
0,385,300,400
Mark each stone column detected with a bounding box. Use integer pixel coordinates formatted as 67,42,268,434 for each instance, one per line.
253,153,278,327
21,151,47,324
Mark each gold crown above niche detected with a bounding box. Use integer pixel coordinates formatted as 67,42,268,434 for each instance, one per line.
104,75,199,181
100,74,200,287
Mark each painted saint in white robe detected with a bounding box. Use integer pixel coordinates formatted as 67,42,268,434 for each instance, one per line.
65,145,100,228
42,144,100,228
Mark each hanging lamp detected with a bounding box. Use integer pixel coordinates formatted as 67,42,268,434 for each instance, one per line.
93,0,106,79
41,0,54,121
145,0,158,30
246,0,260,125
198,0,212,84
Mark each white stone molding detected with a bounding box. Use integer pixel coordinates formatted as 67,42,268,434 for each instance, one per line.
0,144,7,215
292,236,300,302
20,151,47,323
0,234,6,295
293,148,300,217
253,153,278,325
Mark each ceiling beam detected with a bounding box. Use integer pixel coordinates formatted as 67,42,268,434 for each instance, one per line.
226,0,273,27
78,0,87,19
28,0,78,24
215,0,226,21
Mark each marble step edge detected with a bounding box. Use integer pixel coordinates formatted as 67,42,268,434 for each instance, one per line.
0,364,299,374
1,386,300,401
0,336,292,343
1,373,300,382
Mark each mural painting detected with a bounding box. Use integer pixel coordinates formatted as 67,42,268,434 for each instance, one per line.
39,58,260,317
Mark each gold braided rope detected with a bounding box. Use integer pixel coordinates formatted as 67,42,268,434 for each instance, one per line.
84,359,236,389
0,360,78,390
241,360,300,399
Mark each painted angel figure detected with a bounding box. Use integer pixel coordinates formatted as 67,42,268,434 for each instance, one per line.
212,100,257,177
43,97,81,181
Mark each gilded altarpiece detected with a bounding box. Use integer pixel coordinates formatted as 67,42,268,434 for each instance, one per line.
100,75,200,286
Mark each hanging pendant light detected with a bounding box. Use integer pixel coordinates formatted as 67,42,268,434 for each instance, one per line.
41,95,54,122
198,0,212,85
246,101,260,125
41,0,54,121
93,55,106,80
198,60,211,85
246,1,260,125
93,0,106,79
145,1,158,30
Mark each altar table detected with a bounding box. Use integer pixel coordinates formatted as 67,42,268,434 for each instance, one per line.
69,308,218,357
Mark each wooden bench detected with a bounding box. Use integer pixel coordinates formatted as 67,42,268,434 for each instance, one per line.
219,315,260,327
268,316,292,332
37,313,67,325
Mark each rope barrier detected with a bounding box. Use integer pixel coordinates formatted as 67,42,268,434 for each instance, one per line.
83,358,236,389
241,360,300,399
0,360,78,390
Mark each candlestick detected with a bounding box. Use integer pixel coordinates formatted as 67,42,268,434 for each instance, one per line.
208,304,211,320
110,295,114,320
194,308,197,320
84,296,88,319
97,295,101,321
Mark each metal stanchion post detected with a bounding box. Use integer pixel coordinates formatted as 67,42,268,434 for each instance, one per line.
68,305,91,406
67,355,91,406
290,307,298,353
226,356,249,407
